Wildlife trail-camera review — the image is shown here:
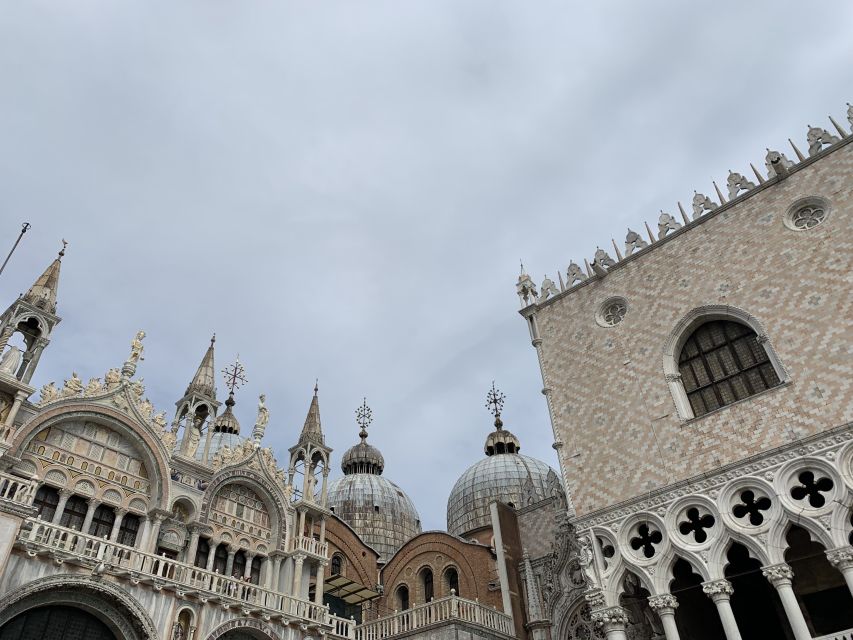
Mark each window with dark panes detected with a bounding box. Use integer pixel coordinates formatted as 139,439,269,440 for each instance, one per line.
88,504,115,538
678,320,781,417
33,485,59,521
195,537,210,568
117,513,140,546
59,495,88,530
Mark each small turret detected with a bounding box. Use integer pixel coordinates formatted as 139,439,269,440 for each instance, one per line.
288,383,331,506
172,336,220,461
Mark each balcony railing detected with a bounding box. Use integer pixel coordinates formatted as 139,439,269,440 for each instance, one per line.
0,471,37,507
288,534,329,558
814,631,853,640
354,594,515,640
17,518,355,638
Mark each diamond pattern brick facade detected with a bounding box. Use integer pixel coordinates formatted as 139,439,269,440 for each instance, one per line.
527,141,853,517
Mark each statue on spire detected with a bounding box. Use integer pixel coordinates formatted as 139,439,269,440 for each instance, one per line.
128,330,146,364
252,393,269,444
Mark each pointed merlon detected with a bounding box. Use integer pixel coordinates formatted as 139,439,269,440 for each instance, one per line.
611,238,623,261
789,138,806,161
644,222,655,244
713,180,726,204
583,258,593,278
750,163,765,184
677,202,690,226
829,115,848,138
557,270,565,291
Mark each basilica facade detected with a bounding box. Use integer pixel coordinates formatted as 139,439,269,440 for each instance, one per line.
0,100,851,640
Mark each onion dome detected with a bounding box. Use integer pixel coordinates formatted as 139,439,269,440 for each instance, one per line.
327,399,421,561
194,392,243,460
446,384,562,538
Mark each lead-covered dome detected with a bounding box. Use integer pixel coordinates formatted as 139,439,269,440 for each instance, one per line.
447,387,562,537
327,402,421,561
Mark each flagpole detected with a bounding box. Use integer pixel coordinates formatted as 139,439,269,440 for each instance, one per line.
0,222,31,279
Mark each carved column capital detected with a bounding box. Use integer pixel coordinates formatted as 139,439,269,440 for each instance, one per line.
826,546,853,570
702,579,734,601
591,606,629,632
665,372,682,382
762,563,794,586
583,589,605,609
648,593,678,612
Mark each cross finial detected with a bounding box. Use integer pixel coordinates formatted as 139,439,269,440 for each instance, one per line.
485,381,505,429
59,238,67,258
222,357,247,396
210,333,216,346
314,379,319,397
356,397,372,441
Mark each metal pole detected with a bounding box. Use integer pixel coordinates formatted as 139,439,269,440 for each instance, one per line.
0,223,31,278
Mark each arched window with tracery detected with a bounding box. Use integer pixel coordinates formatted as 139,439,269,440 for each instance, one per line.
677,319,781,417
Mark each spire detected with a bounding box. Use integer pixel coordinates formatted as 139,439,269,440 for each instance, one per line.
186,334,217,398
299,383,324,445
23,241,66,314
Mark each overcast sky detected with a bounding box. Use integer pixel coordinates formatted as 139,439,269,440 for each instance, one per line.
1,2,852,531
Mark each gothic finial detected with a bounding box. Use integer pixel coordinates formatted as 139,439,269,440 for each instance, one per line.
486,381,505,429
314,379,319,396
210,333,216,346
59,239,67,258
356,397,372,441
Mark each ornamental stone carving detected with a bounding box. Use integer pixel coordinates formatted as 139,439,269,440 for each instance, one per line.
539,276,560,302
692,192,718,219
591,606,629,627
807,126,840,156
761,563,794,585
658,212,681,239
624,229,648,256
61,372,83,398
726,171,756,199
38,382,59,405
702,579,734,598
593,248,616,269
826,547,853,570
648,594,678,611
128,330,146,364
765,149,794,177
566,262,588,286
517,271,539,306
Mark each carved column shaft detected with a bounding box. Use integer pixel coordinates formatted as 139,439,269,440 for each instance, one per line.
292,554,306,597
186,530,201,565
81,499,101,534
109,509,127,542
648,594,680,640
702,580,742,640
52,490,73,525
762,564,810,640
314,561,327,605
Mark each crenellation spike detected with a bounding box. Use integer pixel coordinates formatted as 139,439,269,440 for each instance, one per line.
828,115,848,138
713,180,727,204
677,202,690,226
789,138,806,162
583,259,593,278
557,270,565,291
750,163,765,184
611,239,623,261
644,222,656,244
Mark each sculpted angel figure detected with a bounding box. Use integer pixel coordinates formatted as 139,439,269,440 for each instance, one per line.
578,535,598,586
128,330,146,364
62,372,83,397
252,394,269,443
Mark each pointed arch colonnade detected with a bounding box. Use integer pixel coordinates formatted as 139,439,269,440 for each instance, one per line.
581,431,853,640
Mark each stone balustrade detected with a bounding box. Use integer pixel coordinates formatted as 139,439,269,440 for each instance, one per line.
287,534,329,558
354,594,515,640
814,631,853,640
0,471,37,507
17,517,353,636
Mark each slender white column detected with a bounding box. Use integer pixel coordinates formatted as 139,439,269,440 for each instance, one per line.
244,552,255,579
272,556,283,591
648,594,680,640
206,541,218,572
52,489,73,525
109,509,127,542
702,579,742,640
185,529,200,564
826,547,853,598
314,560,327,604
292,553,306,596
225,547,236,576
591,607,629,640
81,500,100,534
762,564,810,640
147,514,164,553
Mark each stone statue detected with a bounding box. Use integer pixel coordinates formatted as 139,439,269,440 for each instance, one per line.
130,379,145,400
39,382,59,405
84,377,103,397
0,346,22,378
171,621,185,640
252,394,269,443
578,536,597,587
0,394,11,423
692,192,718,219
538,276,560,302
185,419,201,457
153,411,168,432
61,372,83,398
128,330,146,364
566,262,588,286
138,399,154,420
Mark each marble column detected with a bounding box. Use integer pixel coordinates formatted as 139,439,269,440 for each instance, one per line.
3,390,30,431
206,542,218,572
52,489,73,525
81,500,100,534
109,509,127,542
319,518,326,544
292,553,306,597
225,547,237,577
702,579,742,640
826,547,853,598
762,563,810,640
272,556,283,592
314,560,327,605
648,594,680,640
186,529,201,565
244,553,255,579
320,470,329,506
147,514,164,553
591,607,629,640
138,516,151,550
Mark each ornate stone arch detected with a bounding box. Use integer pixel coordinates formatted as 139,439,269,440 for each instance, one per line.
204,617,281,640
662,304,788,420
200,468,288,550
0,574,158,640
707,532,771,580
9,403,172,508
766,517,834,564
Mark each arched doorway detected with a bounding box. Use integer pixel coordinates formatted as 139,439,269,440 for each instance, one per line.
670,558,724,640
0,605,115,640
